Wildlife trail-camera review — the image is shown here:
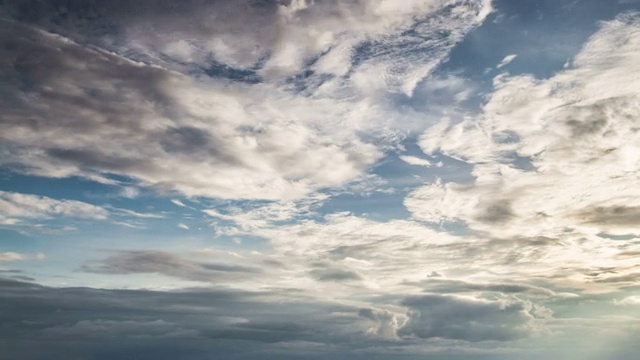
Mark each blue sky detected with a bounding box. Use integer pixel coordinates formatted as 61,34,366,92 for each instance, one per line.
2,0,640,358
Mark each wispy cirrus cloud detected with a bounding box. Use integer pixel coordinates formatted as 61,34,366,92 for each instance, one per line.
0,190,108,226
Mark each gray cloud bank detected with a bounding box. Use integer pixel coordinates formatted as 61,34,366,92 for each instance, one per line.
0,277,550,360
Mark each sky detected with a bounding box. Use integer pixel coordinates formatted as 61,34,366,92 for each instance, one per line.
1,0,640,359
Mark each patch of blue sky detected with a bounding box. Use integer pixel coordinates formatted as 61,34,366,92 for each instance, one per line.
316,138,474,223
214,233,271,250
201,58,262,84
283,70,336,95
0,170,119,202
441,0,640,81
0,169,198,215
350,1,473,71
0,228,36,253
596,232,640,241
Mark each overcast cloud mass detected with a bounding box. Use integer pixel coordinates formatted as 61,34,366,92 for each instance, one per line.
1,0,640,359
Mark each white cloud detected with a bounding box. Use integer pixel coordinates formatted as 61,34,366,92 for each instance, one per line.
0,252,24,263
203,192,328,232
111,208,164,219
394,13,640,296
497,54,517,68
0,252,45,262
411,13,640,241
0,20,379,200
399,155,432,167
171,199,188,208
616,296,640,305
118,187,140,199
0,191,108,225
0,1,492,201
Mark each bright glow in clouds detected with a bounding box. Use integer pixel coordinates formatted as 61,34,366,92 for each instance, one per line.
0,1,639,359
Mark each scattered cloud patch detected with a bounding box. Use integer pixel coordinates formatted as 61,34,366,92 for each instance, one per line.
0,191,108,226
399,155,433,167
0,252,45,262
496,54,517,68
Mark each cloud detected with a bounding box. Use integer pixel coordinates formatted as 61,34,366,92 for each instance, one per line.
358,308,400,339
42,319,199,340
409,12,640,241
405,279,556,298
0,277,377,359
615,296,640,305
111,208,165,219
496,54,517,68
0,252,24,262
309,267,364,283
0,18,380,200
80,250,263,284
399,155,433,167
0,0,492,85
398,294,539,341
0,0,493,201
0,191,108,226
171,199,188,208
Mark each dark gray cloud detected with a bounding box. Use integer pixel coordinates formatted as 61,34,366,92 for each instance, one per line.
0,0,283,71
398,294,538,342
578,205,640,226
0,277,371,359
474,200,515,224
405,279,556,297
310,267,363,282
0,0,491,84
357,308,398,338
594,272,640,283
80,250,261,282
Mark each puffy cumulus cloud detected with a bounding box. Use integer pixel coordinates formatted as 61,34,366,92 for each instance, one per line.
407,13,640,262
0,191,108,226
358,307,400,339
398,294,541,341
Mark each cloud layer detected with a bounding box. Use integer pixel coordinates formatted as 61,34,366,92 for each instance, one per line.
1,2,640,360
0,1,491,200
